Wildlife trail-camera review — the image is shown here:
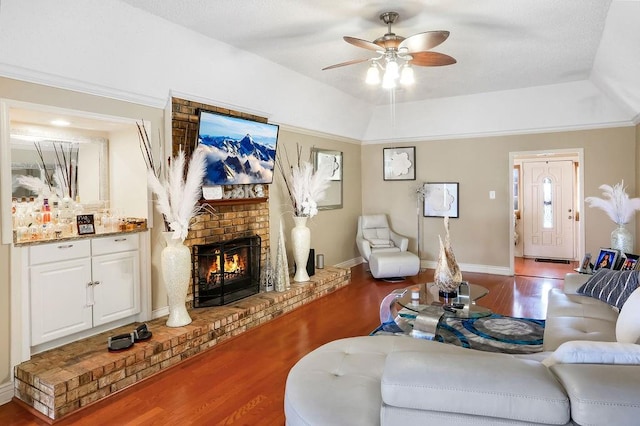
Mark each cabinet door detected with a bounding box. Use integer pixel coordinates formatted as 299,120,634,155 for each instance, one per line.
31,258,93,345
92,251,140,326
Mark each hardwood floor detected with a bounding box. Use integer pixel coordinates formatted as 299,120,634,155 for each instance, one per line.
0,259,575,425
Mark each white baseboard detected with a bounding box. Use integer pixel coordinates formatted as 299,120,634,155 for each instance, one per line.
336,257,512,276
151,306,169,320
334,257,363,269
0,381,14,406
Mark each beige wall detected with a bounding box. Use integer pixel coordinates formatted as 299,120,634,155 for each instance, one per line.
268,129,362,268
361,127,637,268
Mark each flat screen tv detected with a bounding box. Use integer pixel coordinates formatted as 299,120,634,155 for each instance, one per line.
196,109,279,185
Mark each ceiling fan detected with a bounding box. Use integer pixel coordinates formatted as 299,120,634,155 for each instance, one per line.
323,11,456,89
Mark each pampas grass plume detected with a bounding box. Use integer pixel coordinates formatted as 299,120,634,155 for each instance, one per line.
585,180,640,225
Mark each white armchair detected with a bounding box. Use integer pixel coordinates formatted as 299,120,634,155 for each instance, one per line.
356,214,409,262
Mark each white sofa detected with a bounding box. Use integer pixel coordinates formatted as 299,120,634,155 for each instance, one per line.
284,273,640,425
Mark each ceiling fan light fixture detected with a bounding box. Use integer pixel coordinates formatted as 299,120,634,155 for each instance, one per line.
382,70,397,89
324,11,455,92
365,62,381,85
399,64,415,86
385,59,399,80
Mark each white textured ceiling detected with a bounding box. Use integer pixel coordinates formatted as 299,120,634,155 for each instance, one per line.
121,0,613,106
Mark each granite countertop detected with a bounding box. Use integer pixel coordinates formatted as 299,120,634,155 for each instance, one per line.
13,225,148,247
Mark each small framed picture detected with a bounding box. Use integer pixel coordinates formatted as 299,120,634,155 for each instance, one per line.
594,248,619,271
423,182,459,218
620,253,640,271
76,214,96,235
383,147,416,181
576,253,592,273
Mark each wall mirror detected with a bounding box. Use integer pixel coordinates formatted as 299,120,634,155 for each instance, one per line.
10,116,108,202
312,148,343,210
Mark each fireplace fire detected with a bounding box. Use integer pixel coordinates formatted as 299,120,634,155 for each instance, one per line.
192,236,261,307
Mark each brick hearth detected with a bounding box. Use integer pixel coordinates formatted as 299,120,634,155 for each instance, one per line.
14,267,350,421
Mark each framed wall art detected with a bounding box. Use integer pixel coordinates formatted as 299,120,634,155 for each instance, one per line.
313,148,343,210
423,182,459,218
383,147,415,181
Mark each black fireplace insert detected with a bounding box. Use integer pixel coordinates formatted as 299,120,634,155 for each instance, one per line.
192,235,261,307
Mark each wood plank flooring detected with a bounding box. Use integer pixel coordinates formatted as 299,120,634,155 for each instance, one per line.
0,258,576,425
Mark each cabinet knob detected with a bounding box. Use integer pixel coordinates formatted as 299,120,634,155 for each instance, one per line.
94,280,101,285
57,244,74,249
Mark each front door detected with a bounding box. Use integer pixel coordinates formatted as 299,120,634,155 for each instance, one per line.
523,160,575,259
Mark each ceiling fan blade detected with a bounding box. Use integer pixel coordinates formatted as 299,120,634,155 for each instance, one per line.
344,36,381,51
410,51,457,67
399,31,450,53
322,58,370,71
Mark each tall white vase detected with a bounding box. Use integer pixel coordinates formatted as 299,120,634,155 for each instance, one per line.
291,216,311,282
161,231,192,327
611,224,634,253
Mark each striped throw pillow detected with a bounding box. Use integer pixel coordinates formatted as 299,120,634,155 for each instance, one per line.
577,269,640,310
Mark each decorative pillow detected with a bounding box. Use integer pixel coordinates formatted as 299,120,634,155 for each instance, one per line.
542,341,640,367
577,269,640,309
616,287,640,344
367,238,394,248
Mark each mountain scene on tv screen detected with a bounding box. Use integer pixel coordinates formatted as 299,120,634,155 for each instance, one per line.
198,133,276,185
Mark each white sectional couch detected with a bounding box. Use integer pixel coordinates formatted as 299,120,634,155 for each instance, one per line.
284,273,640,425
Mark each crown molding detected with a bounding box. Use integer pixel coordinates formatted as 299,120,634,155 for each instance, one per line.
0,63,167,109
361,119,637,145
277,123,362,145
168,90,273,120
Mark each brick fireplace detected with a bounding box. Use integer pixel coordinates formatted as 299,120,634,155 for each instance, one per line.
171,96,271,307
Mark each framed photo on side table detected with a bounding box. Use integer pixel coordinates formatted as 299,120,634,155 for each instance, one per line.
383,147,416,181
620,253,640,271
594,248,619,271
575,252,592,273
423,182,459,218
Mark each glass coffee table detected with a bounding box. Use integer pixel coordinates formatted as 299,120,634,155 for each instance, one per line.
379,282,492,339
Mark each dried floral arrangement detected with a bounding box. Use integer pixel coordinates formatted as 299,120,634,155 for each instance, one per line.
137,122,210,241
17,142,78,200
276,144,331,218
585,180,640,225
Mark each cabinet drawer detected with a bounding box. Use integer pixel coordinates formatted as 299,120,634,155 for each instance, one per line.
92,233,139,255
30,240,91,265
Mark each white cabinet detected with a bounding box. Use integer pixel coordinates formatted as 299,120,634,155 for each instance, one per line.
29,234,141,347
92,244,140,326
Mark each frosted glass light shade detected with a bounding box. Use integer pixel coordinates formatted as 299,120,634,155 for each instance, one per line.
400,65,415,86
365,64,380,85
